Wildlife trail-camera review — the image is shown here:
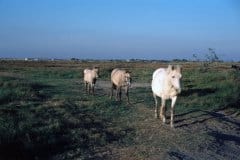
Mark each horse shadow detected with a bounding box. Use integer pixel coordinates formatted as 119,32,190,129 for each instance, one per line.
208,131,240,145
175,108,240,129
180,88,216,97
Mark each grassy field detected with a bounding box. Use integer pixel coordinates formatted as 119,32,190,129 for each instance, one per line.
0,60,239,159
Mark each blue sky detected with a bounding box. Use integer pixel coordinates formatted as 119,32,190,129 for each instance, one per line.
0,0,239,61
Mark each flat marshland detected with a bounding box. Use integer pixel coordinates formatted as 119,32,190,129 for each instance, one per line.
0,60,239,160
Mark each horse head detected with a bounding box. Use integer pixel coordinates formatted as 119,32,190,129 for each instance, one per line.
167,65,182,93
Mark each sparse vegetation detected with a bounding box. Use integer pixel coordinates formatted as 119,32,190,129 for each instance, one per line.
193,48,223,72
0,60,239,159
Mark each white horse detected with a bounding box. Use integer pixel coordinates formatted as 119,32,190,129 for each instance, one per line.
83,67,99,95
151,65,182,128
110,68,131,103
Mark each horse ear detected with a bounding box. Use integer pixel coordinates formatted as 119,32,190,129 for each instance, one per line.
125,70,131,74
167,65,174,73
176,65,182,72
93,66,99,69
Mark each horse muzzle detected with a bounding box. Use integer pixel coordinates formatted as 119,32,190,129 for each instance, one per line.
176,88,181,94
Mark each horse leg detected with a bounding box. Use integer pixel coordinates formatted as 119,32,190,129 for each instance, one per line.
92,79,96,95
153,93,159,118
119,87,122,101
85,82,88,93
110,83,114,99
170,96,177,128
116,87,120,101
92,83,95,95
160,98,166,124
125,87,130,104
85,83,87,93
86,83,90,94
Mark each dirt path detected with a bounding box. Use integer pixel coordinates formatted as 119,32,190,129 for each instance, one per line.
94,80,150,97
110,106,240,160
95,80,150,89
95,81,240,160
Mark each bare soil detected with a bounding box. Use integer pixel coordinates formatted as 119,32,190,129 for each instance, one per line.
95,81,240,160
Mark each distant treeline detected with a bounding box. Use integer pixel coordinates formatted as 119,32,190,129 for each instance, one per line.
0,58,238,63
